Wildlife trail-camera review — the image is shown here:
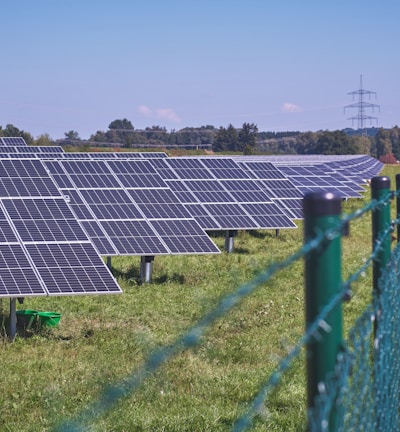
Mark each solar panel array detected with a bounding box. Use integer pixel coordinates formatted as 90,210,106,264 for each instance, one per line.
0,159,121,298
210,155,383,218
274,156,383,202
150,157,297,230
0,138,384,299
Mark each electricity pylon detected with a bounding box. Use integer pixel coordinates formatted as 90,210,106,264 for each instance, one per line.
344,75,379,135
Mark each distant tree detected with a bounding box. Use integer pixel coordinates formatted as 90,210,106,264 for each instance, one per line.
213,124,239,152
90,130,107,143
243,144,255,155
375,128,392,159
314,130,355,155
145,125,167,131
64,130,80,140
108,119,134,130
295,131,319,154
2,124,34,145
213,127,227,152
352,135,372,155
379,153,398,164
35,134,53,146
238,123,258,152
3,123,21,137
389,126,400,160
225,124,239,151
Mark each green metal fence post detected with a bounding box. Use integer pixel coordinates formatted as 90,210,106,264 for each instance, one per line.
304,191,343,432
396,174,400,244
371,176,392,295
371,176,392,432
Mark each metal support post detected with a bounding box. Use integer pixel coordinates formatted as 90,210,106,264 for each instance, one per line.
106,256,112,270
371,176,392,295
9,298,17,341
140,256,155,283
304,191,343,432
224,230,236,253
395,174,400,244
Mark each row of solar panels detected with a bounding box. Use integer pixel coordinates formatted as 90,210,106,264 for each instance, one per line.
0,138,383,299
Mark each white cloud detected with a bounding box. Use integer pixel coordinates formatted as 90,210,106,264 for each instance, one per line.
155,108,181,123
281,102,303,113
138,105,152,117
137,105,181,123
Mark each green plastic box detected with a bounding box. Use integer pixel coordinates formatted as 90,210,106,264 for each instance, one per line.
36,312,62,328
16,310,38,329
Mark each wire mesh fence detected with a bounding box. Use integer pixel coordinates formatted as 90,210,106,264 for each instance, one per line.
54,177,400,432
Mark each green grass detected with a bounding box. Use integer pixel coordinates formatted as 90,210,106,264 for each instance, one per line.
0,165,399,431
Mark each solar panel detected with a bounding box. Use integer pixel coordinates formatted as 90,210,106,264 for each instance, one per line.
43,159,220,256
165,158,215,179
0,204,47,297
0,244,47,298
26,243,121,295
166,180,199,203
0,159,121,298
127,188,193,219
15,146,64,154
201,158,251,179
100,220,169,255
204,203,259,229
0,159,61,197
183,204,221,229
56,151,168,160
80,220,118,255
0,137,27,146
0,146,18,153
3,198,88,243
149,219,221,254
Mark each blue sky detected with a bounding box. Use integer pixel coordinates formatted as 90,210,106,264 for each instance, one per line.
1,1,398,139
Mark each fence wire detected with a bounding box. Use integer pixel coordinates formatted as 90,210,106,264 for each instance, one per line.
54,191,400,432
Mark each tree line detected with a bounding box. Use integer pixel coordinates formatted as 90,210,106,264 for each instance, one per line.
1,120,399,160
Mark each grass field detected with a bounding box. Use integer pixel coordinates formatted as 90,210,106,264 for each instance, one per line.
0,165,399,432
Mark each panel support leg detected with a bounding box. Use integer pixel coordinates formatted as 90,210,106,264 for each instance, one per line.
140,256,155,283
224,230,237,253
9,298,17,342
